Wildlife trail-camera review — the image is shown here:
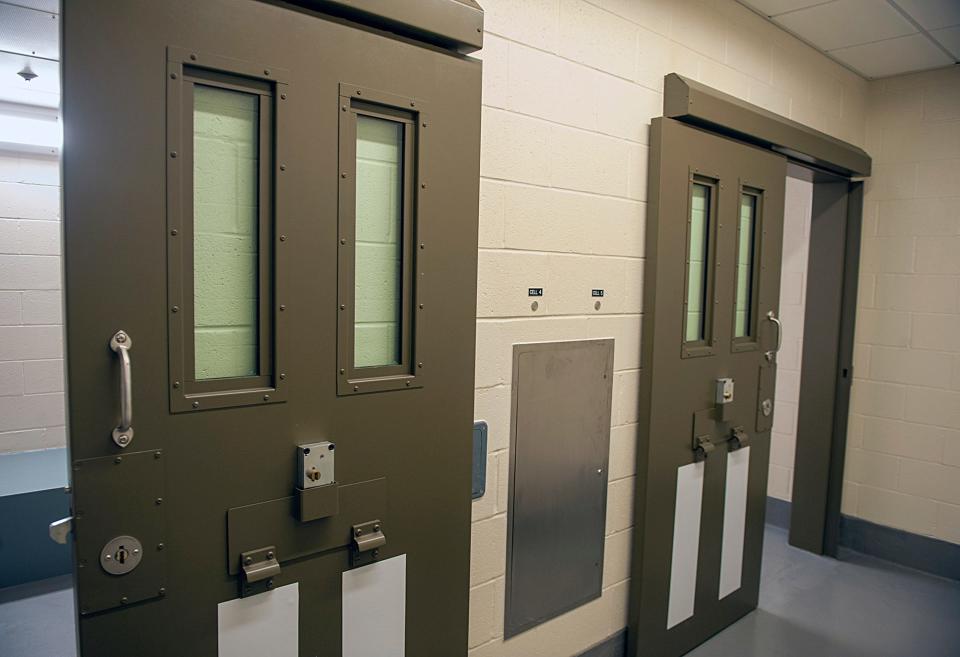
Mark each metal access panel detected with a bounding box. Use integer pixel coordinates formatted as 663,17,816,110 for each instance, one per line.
505,340,614,637
61,1,481,655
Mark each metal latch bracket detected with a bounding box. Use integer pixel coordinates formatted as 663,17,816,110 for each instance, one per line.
693,434,715,462
350,520,386,568
240,545,281,597
729,426,750,451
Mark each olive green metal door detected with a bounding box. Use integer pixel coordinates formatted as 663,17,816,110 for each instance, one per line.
61,1,480,655
627,118,786,657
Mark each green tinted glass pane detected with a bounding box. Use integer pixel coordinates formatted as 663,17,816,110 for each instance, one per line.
686,183,710,342
355,115,403,368
735,193,757,338
193,85,260,380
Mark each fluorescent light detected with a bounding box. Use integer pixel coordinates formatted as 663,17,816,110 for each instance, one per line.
0,111,61,154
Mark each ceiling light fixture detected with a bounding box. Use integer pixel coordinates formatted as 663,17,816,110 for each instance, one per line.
17,65,38,82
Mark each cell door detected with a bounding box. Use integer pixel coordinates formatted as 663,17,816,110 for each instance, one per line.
61,1,480,656
627,118,786,657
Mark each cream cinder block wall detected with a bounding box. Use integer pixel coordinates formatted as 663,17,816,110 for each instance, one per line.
768,177,813,502
468,0,868,654
844,66,960,547
0,150,64,454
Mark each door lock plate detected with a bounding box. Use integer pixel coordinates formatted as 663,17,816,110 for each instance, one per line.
100,535,143,575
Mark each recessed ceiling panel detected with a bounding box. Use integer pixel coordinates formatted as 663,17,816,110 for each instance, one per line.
775,0,917,51
890,0,960,31
0,4,59,60
738,0,826,16
931,26,960,58
830,32,954,78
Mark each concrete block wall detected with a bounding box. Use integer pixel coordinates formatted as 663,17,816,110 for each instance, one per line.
767,177,812,502
469,0,867,654
844,66,960,546
0,151,64,455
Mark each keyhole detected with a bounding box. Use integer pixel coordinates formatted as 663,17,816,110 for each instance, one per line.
116,546,128,564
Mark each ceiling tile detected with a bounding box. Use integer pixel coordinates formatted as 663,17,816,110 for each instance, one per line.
0,4,59,60
830,33,954,78
930,26,960,58
775,0,917,51
737,0,827,16
890,0,960,31
5,0,59,14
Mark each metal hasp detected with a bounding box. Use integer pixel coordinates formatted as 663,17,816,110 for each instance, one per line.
109,330,134,447
49,516,72,544
693,434,715,462
729,426,750,451
351,520,386,567
297,441,335,489
240,546,281,597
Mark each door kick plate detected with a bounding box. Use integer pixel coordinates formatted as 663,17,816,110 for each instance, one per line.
72,449,167,614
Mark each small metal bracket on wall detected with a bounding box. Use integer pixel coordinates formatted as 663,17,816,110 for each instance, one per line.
240,546,281,597
693,434,715,461
350,520,386,568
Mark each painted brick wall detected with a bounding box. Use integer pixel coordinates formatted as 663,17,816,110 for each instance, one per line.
844,66,960,546
0,150,64,454
767,177,813,502
468,1,867,654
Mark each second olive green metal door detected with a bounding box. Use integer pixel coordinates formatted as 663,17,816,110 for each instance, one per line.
628,118,786,657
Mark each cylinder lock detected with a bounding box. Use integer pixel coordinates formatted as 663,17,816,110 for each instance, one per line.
100,535,143,575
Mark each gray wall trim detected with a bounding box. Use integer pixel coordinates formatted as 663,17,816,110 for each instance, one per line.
576,630,627,657
839,515,960,582
766,497,960,581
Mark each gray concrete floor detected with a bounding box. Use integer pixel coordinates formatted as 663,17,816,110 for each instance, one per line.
0,526,958,656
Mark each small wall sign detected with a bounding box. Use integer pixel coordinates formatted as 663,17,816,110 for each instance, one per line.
592,289,604,297
528,288,544,297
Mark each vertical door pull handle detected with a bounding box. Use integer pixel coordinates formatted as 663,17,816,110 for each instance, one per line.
110,330,134,448
765,311,782,362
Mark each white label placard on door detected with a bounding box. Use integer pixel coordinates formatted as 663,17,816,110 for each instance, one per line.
218,582,299,657
719,447,751,599
343,554,406,657
667,460,705,629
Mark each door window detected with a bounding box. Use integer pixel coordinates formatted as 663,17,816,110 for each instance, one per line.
733,188,762,348
166,50,286,412
682,176,717,357
337,85,422,394
193,84,261,380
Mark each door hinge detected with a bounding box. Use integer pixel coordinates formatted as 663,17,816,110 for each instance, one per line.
240,546,281,597
350,520,386,568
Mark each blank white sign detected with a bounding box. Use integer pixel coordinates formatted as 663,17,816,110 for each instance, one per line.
719,447,751,599
343,554,406,657
667,460,705,630
218,582,299,657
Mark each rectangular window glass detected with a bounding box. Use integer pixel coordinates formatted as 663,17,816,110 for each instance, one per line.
735,193,758,339
685,183,711,343
192,84,260,380
354,114,404,368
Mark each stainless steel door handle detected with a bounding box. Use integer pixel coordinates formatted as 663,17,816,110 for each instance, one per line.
110,330,134,447
765,311,782,362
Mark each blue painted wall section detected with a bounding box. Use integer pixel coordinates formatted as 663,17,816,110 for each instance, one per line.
0,448,72,589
